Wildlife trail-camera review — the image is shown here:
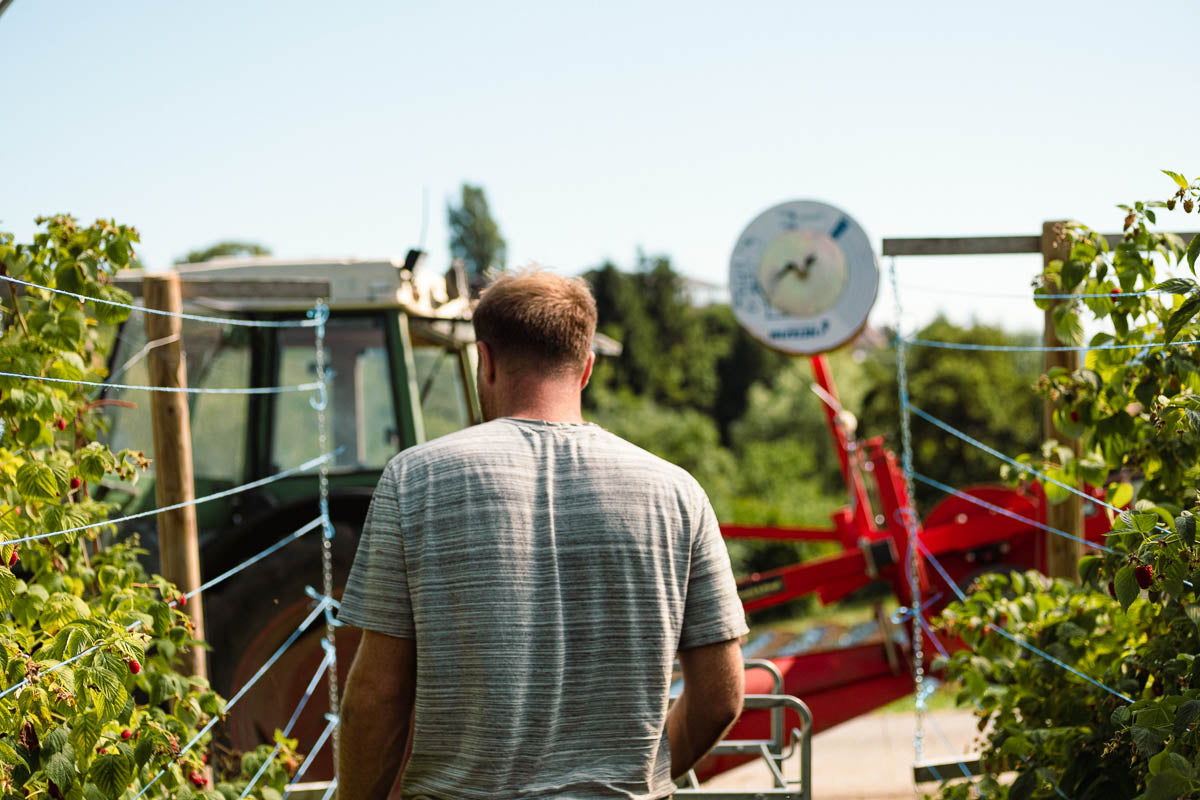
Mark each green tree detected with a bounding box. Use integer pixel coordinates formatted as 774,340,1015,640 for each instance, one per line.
583,255,787,435
177,240,271,264
447,184,506,291
859,318,1043,511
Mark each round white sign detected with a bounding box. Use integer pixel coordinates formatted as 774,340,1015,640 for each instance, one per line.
729,200,878,355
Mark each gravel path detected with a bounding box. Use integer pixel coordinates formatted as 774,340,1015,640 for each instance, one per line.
700,710,981,799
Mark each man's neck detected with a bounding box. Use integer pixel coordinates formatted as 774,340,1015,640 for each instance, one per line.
488,380,585,424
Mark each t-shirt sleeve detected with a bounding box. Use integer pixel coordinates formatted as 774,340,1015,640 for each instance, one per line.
678,493,749,650
336,461,415,639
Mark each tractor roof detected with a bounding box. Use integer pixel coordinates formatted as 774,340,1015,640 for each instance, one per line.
116,256,472,320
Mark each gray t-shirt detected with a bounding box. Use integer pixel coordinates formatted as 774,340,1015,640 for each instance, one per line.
338,417,748,800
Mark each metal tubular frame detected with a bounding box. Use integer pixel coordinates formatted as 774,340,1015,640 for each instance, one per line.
676,660,813,800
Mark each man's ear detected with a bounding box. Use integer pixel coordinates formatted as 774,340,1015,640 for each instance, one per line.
477,341,496,384
579,352,595,389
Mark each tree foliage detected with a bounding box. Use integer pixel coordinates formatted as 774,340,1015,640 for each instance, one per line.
177,241,271,264
447,184,506,292
860,318,1043,511
935,171,1200,800
0,216,298,799
583,254,788,439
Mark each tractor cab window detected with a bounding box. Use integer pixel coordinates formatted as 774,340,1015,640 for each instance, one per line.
272,315,397,472
411,335,472,441
104,319,251,484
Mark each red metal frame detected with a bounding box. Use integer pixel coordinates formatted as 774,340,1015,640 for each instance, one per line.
706,354,1111,776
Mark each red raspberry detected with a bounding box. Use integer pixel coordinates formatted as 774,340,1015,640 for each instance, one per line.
121,730,132,740
1110,289,1121,296
127,659,141,675
1070,410,1080,422
178,593,187,608
55,418,66,431
7,547,16,568
1107,580,1116,599
70,477,81,490
1136,564,1154,589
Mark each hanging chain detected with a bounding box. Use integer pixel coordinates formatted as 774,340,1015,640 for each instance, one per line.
890,257,927,763
309,300,340,761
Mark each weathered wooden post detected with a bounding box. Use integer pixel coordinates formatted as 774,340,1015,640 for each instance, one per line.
143,272,207,678
1041,221,1084,580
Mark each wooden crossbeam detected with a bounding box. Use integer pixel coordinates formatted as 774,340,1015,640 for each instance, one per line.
882,232,1198,257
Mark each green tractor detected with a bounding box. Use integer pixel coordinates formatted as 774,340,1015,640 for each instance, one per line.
103,255,481,777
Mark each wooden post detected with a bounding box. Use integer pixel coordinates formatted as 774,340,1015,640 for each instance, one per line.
144,272,207,678
1041,221,1084,580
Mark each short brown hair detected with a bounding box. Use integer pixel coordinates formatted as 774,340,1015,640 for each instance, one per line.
472,269,597,373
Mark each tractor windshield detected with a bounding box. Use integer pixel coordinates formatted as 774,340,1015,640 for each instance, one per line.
105,319,252,486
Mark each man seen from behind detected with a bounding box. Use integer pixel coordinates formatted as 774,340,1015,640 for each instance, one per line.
337,268,748,799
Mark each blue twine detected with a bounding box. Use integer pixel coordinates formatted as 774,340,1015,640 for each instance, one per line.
1,451,335,548
901,335,1199,353
909,408,1191,560
918,613,950,660
917,541,1132,703
1,496,330,703
318,778,339,800
0,621,136,700
912,472,1116,555
923,704,973,780
0,368,320,395
239,647,334,799
173,517,325,605
134,595,333,799
281,713,340,800
891,593,945,624
0,274,323,328
898,282,1160,301
908,407,1111,514
1020,755,1073,800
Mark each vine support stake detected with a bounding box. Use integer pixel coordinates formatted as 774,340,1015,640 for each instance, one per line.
1041,220,1083,580
144,271,207,679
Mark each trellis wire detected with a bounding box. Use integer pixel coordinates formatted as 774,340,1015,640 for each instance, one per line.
897,282,1160,300
281,714,340,800
912,472,1117,554
133,595,333,799
901,335,1200,353
238,646,334,799
889,255,928,764
909,405,1188,553
0,515,327,700
1,451,335,548
0,367,320,394
0,273,322,328
917,540,1132,703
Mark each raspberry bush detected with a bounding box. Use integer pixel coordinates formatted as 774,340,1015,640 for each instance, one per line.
0,216,299,800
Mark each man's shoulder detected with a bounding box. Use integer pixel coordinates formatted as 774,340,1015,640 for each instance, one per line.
590,427,701,485
382,421,514,473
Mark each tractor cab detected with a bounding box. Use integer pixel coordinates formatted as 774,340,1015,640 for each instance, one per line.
101,256,480,777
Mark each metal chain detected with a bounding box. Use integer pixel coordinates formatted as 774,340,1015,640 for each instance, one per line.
309,301,340,763
890,256,927,763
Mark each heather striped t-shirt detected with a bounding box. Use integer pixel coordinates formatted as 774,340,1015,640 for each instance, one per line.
338,417,748,800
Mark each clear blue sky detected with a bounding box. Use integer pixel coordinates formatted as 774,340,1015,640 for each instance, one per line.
3,0,1197,332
